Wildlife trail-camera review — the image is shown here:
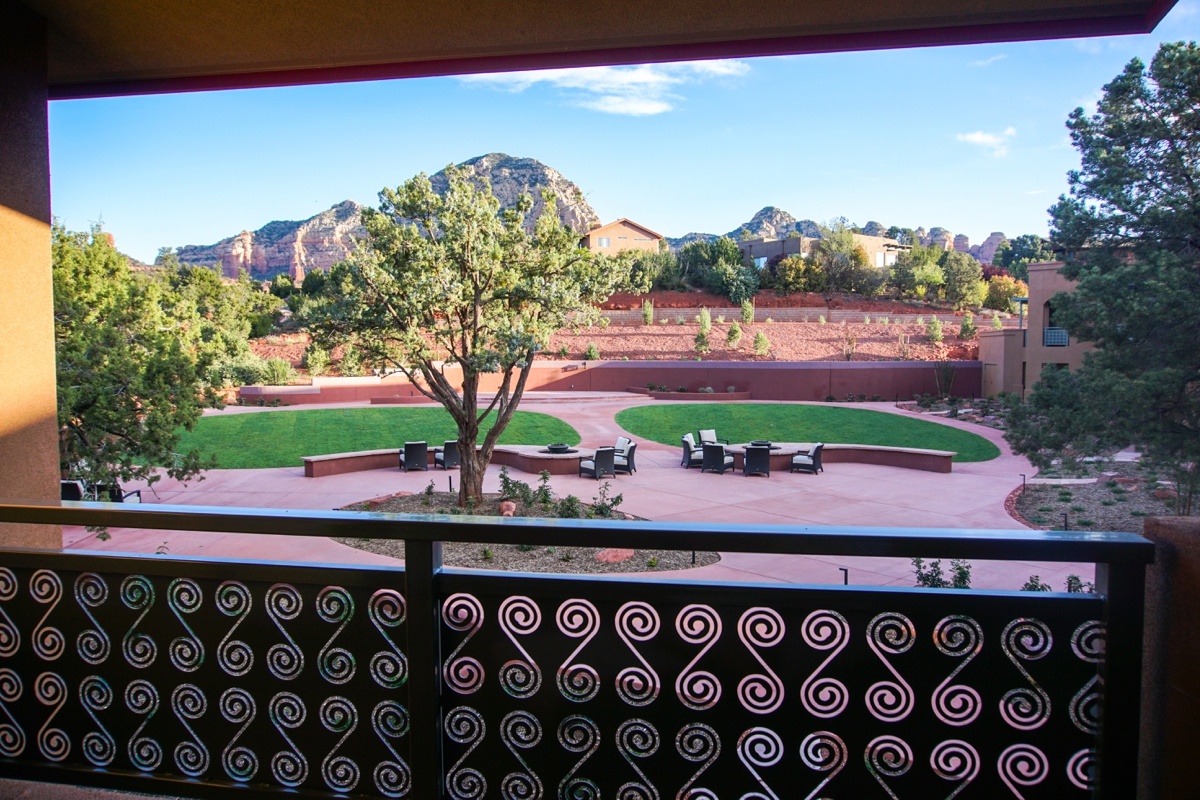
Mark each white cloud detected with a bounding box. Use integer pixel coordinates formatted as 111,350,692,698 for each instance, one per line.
969,54,1007,67
458,60,750,116
956,126,1017,157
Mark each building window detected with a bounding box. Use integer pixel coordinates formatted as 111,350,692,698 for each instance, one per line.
754,257,768,269
597,237,610,248
875,252,885,267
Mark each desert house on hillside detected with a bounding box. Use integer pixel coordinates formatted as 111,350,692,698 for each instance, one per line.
978,260,1093,398
579,218,663,254
738,232,907,269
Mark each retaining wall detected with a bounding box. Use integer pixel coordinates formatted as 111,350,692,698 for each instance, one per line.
241,360,982,405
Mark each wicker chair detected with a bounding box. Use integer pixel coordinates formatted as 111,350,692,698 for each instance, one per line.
743,445,771,477
579,447,617,480
791,443,825,475
680,433,704,469
615,442,638,475
435,440,460,469
698,428,729,445
399,441,429,472
701,442,735,474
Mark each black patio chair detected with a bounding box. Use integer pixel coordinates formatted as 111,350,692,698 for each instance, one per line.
615,442,638,475
97,483,142,503
680,433,704,469
399,441,429,472
698,428,729,445
60,480,87,501
743,445,771,477
579,447,617,480
791,443,825,475
701,442,734,474
435,441,460,470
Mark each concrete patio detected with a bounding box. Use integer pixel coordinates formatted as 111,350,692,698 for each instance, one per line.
62,395,1095,591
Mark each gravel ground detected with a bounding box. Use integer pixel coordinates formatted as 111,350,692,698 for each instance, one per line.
336,491,720,574
1013,461,1189,533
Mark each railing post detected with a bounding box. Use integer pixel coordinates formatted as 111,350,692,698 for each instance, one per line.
1095,560,1146,799
405,539,444,800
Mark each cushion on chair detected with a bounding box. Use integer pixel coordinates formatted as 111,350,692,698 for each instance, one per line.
699,429,717,443
682,433,696,447
580,459,595,470
793,454,814,465
616,436,631,453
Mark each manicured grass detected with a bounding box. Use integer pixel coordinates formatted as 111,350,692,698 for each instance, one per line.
177,408,580,469
615,403,1000,462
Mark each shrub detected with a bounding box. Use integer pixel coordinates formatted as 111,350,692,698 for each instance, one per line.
698,307,711,334
584,342,600,360
339,346,364,376
498,466,535,504
991,311,1003,330
588,481,624,518
303,345,330,377
818,315,826,325
984,275,1029,312
262,357,294,386
555,495,584,519
659,318,668,325
726,385,737,393
1065,575,1095,593
913,557,972,589
641,299,654,325
959,312,976,340
740,299,755,325
897,333,910,360
676,386,688,392
916,315,924,326
753,331,770,356
726,321,742,348
694,330,710,354
248,312,275,338
764,317,774,324
675,316,686,325
863,315,871,324
926,317,943,343
1022,575,1052,592
698,386,714,393
207,353,267,387
558,344,570,358
598,316,610,329
715,315,725,324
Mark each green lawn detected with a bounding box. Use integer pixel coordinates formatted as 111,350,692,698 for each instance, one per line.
615,403,1000,462
178,407,580,469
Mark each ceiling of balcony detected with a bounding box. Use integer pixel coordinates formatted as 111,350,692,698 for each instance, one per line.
25,0,1177,99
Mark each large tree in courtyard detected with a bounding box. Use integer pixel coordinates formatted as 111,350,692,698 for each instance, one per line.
302,166,631,505
1006,41,1200,512
54,225,210,491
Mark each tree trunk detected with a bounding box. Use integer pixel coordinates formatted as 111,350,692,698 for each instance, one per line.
459,447,487,508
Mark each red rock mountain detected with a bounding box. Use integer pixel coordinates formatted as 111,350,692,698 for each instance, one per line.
168,154,600,280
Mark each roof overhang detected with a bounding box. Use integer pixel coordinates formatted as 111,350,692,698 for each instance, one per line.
25,0,1179,100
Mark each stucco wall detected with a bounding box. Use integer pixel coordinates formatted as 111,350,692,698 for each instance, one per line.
0,5,60,548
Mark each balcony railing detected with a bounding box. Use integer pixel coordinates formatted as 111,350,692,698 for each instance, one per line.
1043,327,1069,347
0,501,1153,800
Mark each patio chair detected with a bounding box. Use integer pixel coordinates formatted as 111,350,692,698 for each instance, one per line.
701,442,735,474
399,441,429,472
60,480,87,501
97,483,142,503
698,429,729,445
680,433,704,469
791,443,824,475
743,445,771,477
615,442,638,475
435,440,460,469
616,436,632,454
579,447,617,480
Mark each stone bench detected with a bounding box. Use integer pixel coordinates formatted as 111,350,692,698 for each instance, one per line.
302,445,586,478
724,442,955,473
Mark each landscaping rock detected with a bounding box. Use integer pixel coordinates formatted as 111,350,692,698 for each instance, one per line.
595,548,635,564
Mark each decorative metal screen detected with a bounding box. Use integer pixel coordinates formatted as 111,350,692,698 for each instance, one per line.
437,572,1104,799
1043,327,1069,347
0,552,409,798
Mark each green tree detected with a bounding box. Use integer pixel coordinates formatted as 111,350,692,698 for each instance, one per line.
629,250,677,292
812,225,873,298
1008,41,1200,513
983,275,1028,312
992,234,1054,281
940,251,985,309
301,165,630,505
54,225,210,490
774,254,826,293
726,321,743,348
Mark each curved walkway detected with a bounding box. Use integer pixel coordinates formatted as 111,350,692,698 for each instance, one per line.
64,394,1094,590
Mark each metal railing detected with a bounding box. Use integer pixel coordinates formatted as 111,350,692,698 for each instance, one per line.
0,501,1153,799
1043,327,1069,346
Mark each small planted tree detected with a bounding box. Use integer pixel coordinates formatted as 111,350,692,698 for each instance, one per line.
694,330,710,354
959,312,976,340
642,299,654,325
753,330,770,356
698,306,711,335
926,316,944,343
726,321,743,348
740,299,755,325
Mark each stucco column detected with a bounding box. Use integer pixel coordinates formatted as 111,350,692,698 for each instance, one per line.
0,3,60,548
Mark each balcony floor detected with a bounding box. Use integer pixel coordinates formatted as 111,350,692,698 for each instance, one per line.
59,396,1097,591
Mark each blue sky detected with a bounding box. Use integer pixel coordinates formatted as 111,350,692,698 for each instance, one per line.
50,1,1200,264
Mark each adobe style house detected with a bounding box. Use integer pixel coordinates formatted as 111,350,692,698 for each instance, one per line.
580,218,663,255
738,233,906,269
978,261,1093,398
0,2,1182,799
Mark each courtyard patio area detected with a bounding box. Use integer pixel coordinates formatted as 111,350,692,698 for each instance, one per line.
63,393,1095,591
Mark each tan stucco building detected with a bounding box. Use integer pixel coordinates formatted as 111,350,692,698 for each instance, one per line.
580,219,663,255
738,234,905,269
978,260,1093,398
